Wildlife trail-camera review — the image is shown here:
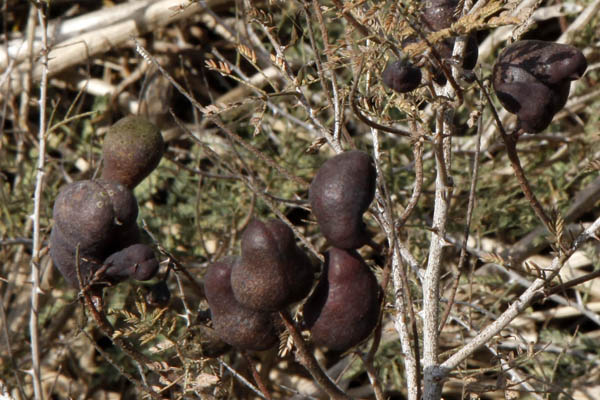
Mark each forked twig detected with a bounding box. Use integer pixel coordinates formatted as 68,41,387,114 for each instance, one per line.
441,216,600,371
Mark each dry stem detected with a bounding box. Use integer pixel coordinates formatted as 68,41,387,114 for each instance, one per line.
278,311,350,400
441,216,600,371
29,3,47,399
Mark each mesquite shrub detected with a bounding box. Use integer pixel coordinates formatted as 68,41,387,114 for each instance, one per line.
1,1,598,400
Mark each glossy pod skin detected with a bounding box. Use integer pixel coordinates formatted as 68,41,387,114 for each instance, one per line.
50,180,142,287
101,116,165,189
303,248,380,352
204,257,278,351
231,219,314,311
493,40,587,133
309,151,376,249
382,61,422,93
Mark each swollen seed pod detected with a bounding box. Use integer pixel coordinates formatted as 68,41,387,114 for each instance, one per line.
493,40,587,86
382,61,422,93
101,116,165,189
231,219,314,311
309,151,376,249
493,40,587,133
421,0,459,31
50,180,140,287
204,257,278,351
103,244,159,282
303,248,380,352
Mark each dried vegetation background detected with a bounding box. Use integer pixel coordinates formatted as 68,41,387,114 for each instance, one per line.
1,0,600,399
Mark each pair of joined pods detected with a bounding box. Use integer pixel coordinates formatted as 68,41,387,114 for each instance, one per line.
205,151,381,353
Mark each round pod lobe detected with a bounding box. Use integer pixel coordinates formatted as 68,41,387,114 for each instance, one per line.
52,180,138,254
303,248,380,352
103,244,159,282
101,116,165,189
494,81,555,133
492,40,587,133
493,40,587,86
421,0,458,31
204,257,278,351
309,150,376,249
50,180,140,287
231,219,314,311
382,61,422,93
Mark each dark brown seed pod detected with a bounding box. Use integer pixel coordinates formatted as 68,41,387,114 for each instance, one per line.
493,40,587,86
493,40,587,133
50,180,140,287
382,61,422,93
421,0,458,31
204,257,278,351
309,151,376,249
303,248,380,352
419,0,479,85
103,244,159,282
231,219,314,311
101,116,165,189
494,81,555,134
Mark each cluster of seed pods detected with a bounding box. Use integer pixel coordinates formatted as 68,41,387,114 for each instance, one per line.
50,116,165,291
203,151,381,353
50,3,588,361
383,0,479,93
305,151,381,351
204,219,314,351
381,2,587,134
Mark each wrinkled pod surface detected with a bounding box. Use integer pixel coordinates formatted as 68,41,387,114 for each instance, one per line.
303,248,380,352
309,151,376,249
204,257,278,351
231,219,314,311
